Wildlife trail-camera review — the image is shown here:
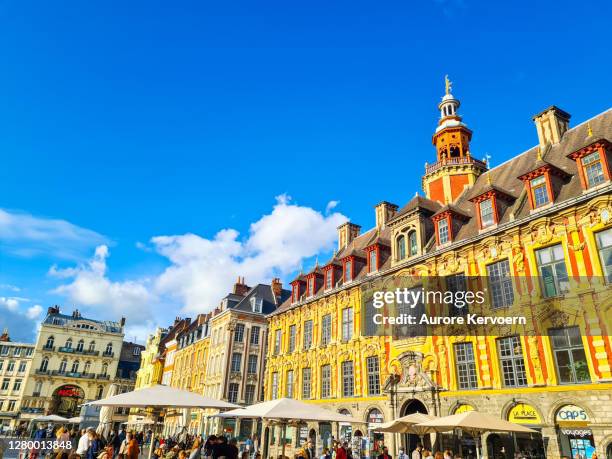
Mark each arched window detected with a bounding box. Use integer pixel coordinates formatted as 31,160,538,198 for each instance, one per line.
408,231,418,256
45,336,54,349
71,360,80,373
101,363,108,376
396,235,406,260
59,359,67,373
105,343,113,355
76,340,84,352
88,341,95,352
96,385,104,399
40,358,49,372
84,361,91,374
65,338,73,349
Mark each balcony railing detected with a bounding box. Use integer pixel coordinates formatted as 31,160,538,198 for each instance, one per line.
58,346,75,353
50,370,97,379
102,351,114,357
35,369,49,375
57,347,100,356
425,156,487,174
21,407,44,414
96,374,110,380
42,345,55,352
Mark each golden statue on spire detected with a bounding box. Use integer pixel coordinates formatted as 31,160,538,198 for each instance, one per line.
445,74,452,95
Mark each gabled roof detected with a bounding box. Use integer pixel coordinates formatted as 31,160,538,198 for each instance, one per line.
389,195,441,224
231,283,291,315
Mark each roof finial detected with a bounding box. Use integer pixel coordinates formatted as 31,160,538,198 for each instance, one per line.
314,256,319,267
445,75,452,95
486,171,492,185
587,122,593,137
537,147,543,161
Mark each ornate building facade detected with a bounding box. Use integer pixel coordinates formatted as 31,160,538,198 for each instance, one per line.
20,307,125,424
265,84,612,459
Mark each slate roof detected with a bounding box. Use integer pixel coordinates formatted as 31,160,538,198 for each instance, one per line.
272,107,612,316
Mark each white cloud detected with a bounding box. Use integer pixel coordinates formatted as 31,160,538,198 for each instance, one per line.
325,200,340,214
0,284,21,292
52,195,347,325
152,195,347,313
51,245,155,322
26,304,43,319
0,297,19,311
0,209,108,260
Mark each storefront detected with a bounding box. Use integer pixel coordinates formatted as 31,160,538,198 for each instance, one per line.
485,403,545,459
555,404,596,459
366,408,385,459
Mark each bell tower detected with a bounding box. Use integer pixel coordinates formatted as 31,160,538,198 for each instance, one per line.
423,76,488,205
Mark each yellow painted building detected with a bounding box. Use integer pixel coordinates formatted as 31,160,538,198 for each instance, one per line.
266,84,612,459
134,327,166,390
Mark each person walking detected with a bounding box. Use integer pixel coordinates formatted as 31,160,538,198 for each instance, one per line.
127,433,140,459
377,447,392,459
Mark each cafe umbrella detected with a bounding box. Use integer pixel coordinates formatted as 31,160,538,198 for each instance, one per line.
414,410,537,459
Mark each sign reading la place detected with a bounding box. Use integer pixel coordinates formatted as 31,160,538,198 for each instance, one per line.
508,404,542,425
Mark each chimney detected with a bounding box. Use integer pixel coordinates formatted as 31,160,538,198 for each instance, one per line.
374,201,399,228
533,106,571,148
337,222,361,251
47,305,60,315
233,276,249,296
271,278,283,298
0,328,10,342
120,317,126,327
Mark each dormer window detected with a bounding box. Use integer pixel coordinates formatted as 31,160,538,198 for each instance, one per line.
582,151,605,187
438,218,449,244
396,235,406,260
408,231,418,256
368,249,377,273
344,258,353,282
308,277,315,297
250,296,263,313
324,269,333,290
479,199,494,228
291,284,300,303
530,176,550,208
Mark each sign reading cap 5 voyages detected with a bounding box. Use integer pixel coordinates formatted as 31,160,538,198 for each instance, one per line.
556,405,590,423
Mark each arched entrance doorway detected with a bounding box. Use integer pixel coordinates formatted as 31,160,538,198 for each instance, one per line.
400,399,430,454
366,408,385,459
50,384,84,418
338,409,353,442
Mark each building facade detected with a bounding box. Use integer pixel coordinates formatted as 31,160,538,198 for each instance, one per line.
110,341,144,429
0,330,35,432
20,307,125,424
265,84,612,459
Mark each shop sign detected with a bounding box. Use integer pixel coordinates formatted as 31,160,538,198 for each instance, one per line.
454,404,474,414
556,405,590,423
508,404,542,425
367,410,383,424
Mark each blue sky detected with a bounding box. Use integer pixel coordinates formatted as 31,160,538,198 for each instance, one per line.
0,0,610,342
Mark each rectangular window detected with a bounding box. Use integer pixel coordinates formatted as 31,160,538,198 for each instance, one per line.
1,379,9,391
536,244,569,297
12,379,22,391
438,218,449,244
342,361,354,397
341,308,353,342
303,320,313,349
6,361,15,373
446,274,467,316
582,151,605,188
25,348,33,357
274,329,282,355
292,285,299,303
308,277,315,296
244,384,256,404
479,199,495,228
302,368,312,399
366,356,381,395
231,353,242,373
345,259,353,282
596,228,612,283
550,326,590,384
7,400,16,412
289,325,296,353
250,326,260,345
530,175,550,207
13,348,21,357
369,249,378,272
321,314,332,346
228,383,239,403
487,259,514,308
325,270,332,290
320,365,331,398
247,354,258,374
454,342,478,390
271,372,279,399
497,336,527,387
286,370,294,398
234,324,245,343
